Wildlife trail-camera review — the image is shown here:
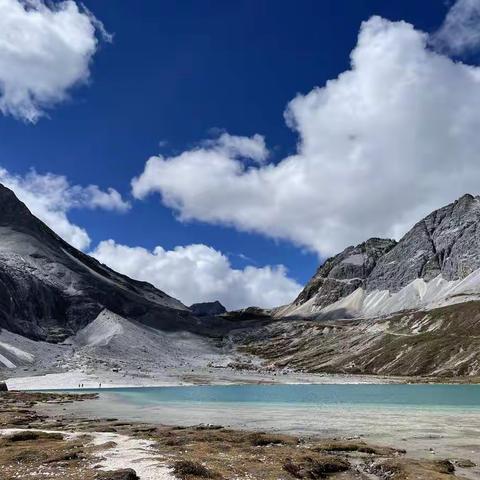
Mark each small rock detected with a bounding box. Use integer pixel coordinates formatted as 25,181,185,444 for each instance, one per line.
453,459,476,468
0,382,8,392
96,469,139,480
433,459,455,474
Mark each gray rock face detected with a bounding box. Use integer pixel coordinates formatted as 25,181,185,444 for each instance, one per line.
294,238,396,308
189,301,227,317
367,194,480,292
295,194,480,309
0,184,200,342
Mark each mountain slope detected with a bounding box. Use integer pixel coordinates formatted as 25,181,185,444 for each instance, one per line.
281,194,480,319
238,300,480,376
0,184,198,341
284,238,396,315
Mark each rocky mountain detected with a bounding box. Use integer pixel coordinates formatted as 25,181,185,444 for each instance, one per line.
280,194,480,319
292,238,396,309
366,193,480,290
233,194,480,377
0,184,200,342
189,301,227,317
2,187,480,381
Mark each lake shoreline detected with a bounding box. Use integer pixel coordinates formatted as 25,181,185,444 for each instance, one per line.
5,366,480,391
1,390,478,479
34,384,480,479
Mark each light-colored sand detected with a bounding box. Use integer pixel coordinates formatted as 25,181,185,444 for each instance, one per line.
0,428,173,480
5,367,403,390
90,431,173,480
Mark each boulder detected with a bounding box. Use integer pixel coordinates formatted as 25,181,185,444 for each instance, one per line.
96,469,139,480
189,301,227,317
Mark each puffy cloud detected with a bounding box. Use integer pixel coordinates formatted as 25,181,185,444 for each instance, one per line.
0,0,109,122
131,133,269,202
71,185,131,212
432,0,480,55
132,15,480,257
91,240,302,310
207,133,269,163
0,168,130,250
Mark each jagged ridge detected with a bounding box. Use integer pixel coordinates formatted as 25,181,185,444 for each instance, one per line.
285,194,480,318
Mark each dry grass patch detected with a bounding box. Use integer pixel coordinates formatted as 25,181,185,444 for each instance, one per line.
313,439,405,456
366,458,457,479
172,460,222,479
0,428,95,480
283,454,350,478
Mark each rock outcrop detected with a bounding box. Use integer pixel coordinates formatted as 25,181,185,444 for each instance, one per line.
189,301,227,317
292,238,396,309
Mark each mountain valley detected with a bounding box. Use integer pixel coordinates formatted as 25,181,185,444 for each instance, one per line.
1,186,480,386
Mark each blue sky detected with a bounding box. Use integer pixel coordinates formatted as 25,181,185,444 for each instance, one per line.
1,0,479,309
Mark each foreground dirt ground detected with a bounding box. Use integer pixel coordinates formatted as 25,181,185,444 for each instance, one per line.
0,391,477,480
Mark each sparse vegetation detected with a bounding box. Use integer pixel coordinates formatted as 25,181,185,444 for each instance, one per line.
172,460,220,479
237,300,480,379
283,455,350,478
0,391,468,479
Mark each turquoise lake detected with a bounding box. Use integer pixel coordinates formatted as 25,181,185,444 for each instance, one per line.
61,383,480,408
43,383,480,473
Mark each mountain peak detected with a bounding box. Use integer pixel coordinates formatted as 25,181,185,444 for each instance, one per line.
0,182,193,341
0,184,34,225
288,193,480,319
456,192,475,202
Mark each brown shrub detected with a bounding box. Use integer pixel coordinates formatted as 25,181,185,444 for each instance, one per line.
172,460,220,479
5,431,63,442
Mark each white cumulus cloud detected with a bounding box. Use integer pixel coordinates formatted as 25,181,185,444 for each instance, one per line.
132,15,480,257
91,240,302,311
0,0,109,122
0,168,130,250
432,0,480,55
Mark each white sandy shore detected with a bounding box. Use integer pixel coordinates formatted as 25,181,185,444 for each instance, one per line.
0,428,173,480
5,367,405,390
